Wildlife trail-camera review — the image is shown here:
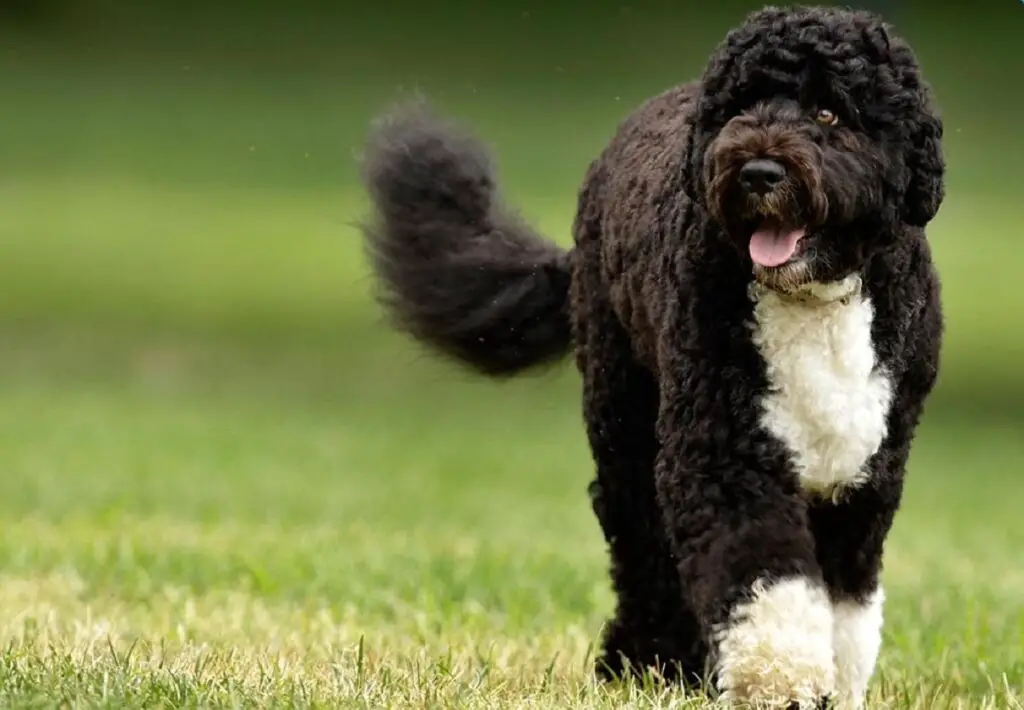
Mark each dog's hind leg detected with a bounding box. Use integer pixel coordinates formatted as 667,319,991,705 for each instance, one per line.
573,281,707,686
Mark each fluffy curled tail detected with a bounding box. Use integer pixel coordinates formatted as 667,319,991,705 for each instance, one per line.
358,101,573,377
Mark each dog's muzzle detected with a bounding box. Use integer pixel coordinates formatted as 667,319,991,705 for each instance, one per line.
738,158,787,197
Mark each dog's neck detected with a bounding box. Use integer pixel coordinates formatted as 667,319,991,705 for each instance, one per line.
749,273,863,307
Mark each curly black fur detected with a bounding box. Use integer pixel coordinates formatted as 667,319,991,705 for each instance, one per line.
359,103,572,376
360,6,944,707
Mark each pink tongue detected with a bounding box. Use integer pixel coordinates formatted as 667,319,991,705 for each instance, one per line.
749,225,806,267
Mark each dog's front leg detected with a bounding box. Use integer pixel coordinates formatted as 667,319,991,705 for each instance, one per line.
653,391,835,709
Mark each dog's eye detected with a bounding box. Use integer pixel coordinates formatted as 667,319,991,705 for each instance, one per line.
814,109,838,126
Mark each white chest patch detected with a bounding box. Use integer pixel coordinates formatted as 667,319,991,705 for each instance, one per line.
749,276,893,496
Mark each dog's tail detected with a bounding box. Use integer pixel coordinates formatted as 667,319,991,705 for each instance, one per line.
358,101,573,377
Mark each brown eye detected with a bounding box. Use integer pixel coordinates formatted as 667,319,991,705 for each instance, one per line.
815,109,838,126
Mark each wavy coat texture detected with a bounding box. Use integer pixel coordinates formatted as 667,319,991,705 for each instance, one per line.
360,6,945,708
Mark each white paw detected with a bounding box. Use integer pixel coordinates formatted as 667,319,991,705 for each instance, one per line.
714,576,836,709
832,587,885,710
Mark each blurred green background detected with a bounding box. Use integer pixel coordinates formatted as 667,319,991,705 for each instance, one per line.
0,0,1021,458
0,6,1021,704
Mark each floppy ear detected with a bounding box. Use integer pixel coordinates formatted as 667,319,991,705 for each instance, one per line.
683,66,740,205
901,93,945,227
682,108,713,204
681,25,751,204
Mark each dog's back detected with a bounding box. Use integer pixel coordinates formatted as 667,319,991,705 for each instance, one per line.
570,81,701,369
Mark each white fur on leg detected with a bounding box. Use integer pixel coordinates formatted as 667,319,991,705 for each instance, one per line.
714,576,836,708
832,588,885,710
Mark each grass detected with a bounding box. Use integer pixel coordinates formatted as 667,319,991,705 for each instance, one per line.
0,179,1022,708
0,324,1022,708
2,19,1024,705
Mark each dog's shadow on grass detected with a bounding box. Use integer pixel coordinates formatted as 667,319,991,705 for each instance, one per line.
591,654,722,708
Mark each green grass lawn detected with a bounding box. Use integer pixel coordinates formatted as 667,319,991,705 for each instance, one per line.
0,176,1021,708
1,324,1023,708
2,28,1023,705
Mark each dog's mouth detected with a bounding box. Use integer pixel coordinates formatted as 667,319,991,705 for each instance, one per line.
747,217,808,268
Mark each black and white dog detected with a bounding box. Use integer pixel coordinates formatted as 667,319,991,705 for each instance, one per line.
359,6,944,708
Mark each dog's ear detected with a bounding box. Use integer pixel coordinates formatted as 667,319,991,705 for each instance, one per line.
885,29,946,228
682,108,713,204
901,93,945,227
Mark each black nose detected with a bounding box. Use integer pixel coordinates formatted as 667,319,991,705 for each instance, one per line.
739,159,787,195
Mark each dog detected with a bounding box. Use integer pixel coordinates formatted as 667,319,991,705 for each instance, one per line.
358,5,945,708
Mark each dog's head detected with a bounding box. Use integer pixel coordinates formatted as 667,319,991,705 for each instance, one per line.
685,6,944,292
